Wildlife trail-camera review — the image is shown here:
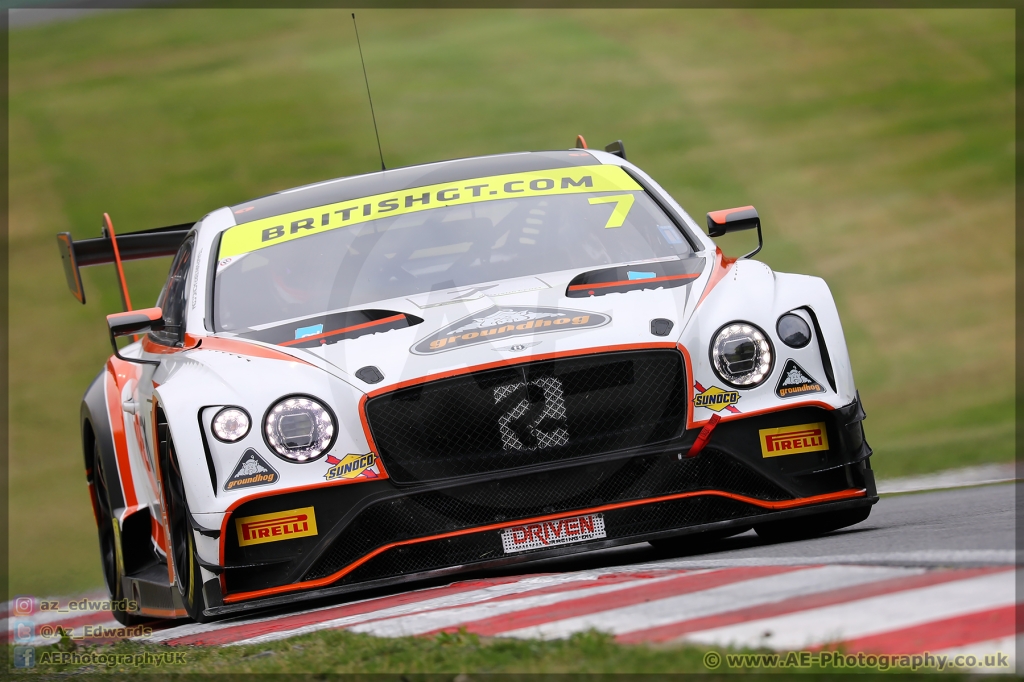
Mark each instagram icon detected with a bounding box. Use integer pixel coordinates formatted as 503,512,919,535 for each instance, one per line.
12,596,35,616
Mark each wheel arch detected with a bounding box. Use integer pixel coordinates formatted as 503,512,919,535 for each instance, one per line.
151,384,220,514
81,368,125,511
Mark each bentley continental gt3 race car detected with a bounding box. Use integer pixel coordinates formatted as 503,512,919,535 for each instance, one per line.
57,140,876,624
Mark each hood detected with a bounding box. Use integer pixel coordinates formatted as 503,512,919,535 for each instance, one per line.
230,255,710,393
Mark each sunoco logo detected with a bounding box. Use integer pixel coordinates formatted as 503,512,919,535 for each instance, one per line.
411,306,610,355
693,385,740,413
324,452,377,481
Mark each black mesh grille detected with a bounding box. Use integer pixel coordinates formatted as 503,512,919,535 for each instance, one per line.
302,448,790,582
365,349,688,483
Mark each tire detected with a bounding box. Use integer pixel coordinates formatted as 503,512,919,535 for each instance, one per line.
91,437,146,626
160,435,210,623
753,506,872,543
649,525,753,551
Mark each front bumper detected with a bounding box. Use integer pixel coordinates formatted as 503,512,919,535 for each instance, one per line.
207,398,875,617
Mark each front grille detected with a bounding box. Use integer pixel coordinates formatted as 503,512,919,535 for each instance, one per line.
365,349,687,483
302,448,790,581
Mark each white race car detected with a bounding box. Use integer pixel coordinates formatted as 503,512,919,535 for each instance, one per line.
58,140,876,624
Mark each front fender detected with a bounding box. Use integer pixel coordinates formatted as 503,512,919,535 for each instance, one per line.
152,350,371,520
679,259,856,427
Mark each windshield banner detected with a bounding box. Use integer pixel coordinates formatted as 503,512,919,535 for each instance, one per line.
218,165,641,259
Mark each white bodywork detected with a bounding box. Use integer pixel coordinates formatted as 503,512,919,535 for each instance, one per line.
106,150,856,574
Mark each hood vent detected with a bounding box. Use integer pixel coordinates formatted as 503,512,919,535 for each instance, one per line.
566,257,705,298
238,309,423,349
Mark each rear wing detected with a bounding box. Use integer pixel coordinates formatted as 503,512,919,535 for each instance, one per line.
56,216,193,306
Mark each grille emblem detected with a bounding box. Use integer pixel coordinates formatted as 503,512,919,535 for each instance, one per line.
494,376,569,451
494,342,541,353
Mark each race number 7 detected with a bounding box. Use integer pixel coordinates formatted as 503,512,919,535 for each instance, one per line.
588,194,635,228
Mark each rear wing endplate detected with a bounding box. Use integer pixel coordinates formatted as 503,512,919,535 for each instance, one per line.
57,220,193,305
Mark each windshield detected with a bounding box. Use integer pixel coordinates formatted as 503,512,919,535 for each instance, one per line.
214,164,694,332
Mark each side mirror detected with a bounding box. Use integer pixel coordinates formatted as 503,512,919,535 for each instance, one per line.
107,307,164,365
604,140,626,159
706,205,762,259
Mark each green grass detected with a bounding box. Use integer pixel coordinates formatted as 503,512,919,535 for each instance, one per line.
13,629,979,676
8,9,1014,599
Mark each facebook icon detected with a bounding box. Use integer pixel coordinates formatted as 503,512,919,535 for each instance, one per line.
13,646,35,668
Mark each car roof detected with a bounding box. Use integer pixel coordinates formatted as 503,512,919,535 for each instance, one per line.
228,150,602,225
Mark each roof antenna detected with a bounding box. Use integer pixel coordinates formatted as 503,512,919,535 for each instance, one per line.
352,13,385,172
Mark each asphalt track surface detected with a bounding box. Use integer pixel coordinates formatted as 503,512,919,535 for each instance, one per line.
512,480,1017,573
6,482,1018,671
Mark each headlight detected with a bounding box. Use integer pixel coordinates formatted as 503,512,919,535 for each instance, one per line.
711,322,774,388
777,313,811,349
263,395,336,462
211,407,251,443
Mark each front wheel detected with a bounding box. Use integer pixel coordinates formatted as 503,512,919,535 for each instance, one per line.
161,436,210,623
753,506,872,543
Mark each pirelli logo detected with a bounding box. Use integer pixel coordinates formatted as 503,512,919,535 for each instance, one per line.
235,506,318,547
759,422,829,458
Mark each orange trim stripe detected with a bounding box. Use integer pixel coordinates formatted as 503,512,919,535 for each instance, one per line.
687,399,835,431
151,514,167,554
707,205,755,226
568,272,699,291
357,394,378,469
108,307,162,323
222,487,867,603
696,247,736,308
104,363,138,508
279,314,406,347
676,344,696,429
138,334,315,366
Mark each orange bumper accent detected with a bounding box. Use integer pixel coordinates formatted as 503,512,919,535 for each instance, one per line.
222,487,867,604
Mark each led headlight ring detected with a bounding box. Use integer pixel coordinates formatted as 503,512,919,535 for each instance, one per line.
262,394,338,463
709,321,775,389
